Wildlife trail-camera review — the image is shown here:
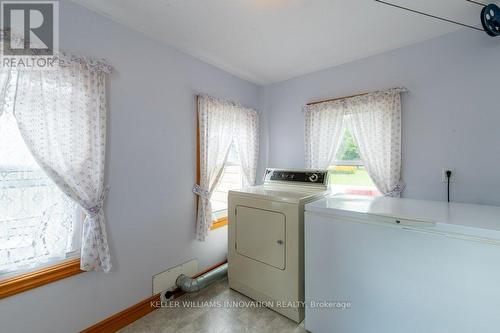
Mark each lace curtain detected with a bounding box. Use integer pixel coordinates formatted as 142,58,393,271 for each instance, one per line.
194,95,259,241
233,106,259,187
0,59,112,272
0,88,80,274
346,90,405,197
305,99,345,169
304,88,406,197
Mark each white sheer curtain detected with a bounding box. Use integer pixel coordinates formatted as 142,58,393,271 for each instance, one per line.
7,60,112,272
346,89,406,197
0,85,80,274
304,88,406,196
194,95,259,241
194,96,234,241
305,99,345,169
233,106,259,187
0,70,10,117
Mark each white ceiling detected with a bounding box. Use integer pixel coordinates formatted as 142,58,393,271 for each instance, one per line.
71,0,488,84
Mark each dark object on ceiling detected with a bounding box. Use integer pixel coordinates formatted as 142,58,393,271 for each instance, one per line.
374,0,500,37
481,4,500,36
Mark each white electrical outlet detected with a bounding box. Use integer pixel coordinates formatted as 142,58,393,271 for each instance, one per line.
153,259,198,295
442,168,455,183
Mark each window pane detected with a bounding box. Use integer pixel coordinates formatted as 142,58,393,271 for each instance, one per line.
330,130,380,196
335,129,360,161
0,110,78,276
210,144,243,217
226,143,239,165
328,166,380,196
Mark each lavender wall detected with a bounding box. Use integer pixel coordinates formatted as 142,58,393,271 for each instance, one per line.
0,1,260,332
261,29,500,206
2,2,500,332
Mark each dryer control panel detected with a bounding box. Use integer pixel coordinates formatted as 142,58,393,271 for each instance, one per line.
264,168,329,186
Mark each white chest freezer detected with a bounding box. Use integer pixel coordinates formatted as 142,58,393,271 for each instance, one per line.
304,195,500,333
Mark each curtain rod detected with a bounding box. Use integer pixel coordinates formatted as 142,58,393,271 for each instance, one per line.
306,92,369,106
306,87,408,106
196,93,260,113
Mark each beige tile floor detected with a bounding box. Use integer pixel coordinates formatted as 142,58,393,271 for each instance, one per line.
118,278,307,333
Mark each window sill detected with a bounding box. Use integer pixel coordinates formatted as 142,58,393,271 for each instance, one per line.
210,217,228,230
0,258,83,299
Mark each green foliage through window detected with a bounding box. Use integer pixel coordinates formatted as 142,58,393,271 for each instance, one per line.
335,130,360,161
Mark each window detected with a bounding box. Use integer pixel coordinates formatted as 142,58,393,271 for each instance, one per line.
329,129,380,196
0,54,110,297
0,108,80,278
195,95,259,238
305,89,404,197
210,143,244,222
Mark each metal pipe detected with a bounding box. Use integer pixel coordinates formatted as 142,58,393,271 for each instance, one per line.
175,263,228,293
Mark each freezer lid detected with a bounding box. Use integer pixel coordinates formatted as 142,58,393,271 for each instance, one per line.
305,195,500,242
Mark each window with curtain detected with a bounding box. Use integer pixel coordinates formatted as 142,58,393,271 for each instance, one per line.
0,102,80,276
0,52,112,283
194,95,259,241
305,88,406,197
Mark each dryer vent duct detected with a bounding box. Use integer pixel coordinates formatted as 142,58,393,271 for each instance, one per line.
176,263,228,293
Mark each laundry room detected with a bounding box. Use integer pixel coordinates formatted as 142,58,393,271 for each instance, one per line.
0,1,500,332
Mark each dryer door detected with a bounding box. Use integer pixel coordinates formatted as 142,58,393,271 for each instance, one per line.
235,205,286,270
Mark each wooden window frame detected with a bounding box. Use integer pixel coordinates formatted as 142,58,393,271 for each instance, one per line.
210,216,228,230
0,258,83,299
196,96,228,231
